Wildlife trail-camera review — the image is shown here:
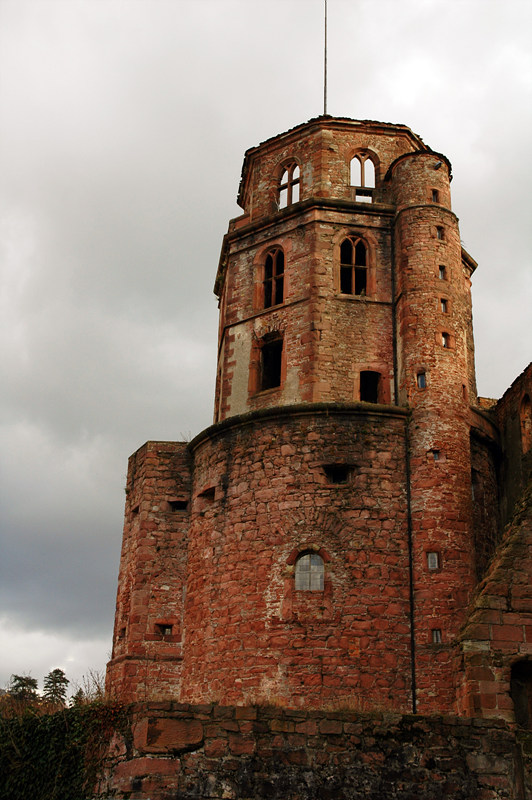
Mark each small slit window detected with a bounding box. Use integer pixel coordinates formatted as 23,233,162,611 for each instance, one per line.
440,298,448,313
442,332,450,348
427,552,440,570
432,189,439,203
340,236,367,295
439,265,447,280
360,370,380,403
417,372,426,389
279,163,300,209
432,629,442,644
295,552,324,591
436,226,444,241
261,335,283,391
263,248,284,308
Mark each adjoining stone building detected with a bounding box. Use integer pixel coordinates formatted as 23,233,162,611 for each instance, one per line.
106,116,532,726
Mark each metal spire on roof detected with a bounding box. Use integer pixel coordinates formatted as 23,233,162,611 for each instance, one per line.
324,0,328,115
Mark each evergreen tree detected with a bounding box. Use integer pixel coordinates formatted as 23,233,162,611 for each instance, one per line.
9,674,38,702
43,668,69,707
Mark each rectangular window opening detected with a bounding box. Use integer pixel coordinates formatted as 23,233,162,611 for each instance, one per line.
442,332,450,348
432,629,442,644
439,265,447,280
432,189,439,203
355,188,373,203
340,266,353,294
323,464,353,485
354,267,367,295
261,338,283,390
168,499,188,512
436,226,444,240
416,372,426,389
440,298,448,313
427,552,440,570
360,370,380,403
156,624,173,637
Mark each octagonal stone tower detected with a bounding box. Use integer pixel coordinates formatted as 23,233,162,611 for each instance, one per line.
107,116,510,716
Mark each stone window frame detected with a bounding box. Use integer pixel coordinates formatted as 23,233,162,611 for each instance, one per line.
349,149,379,203
276,160,301,209
254,245,285,311
353,364,391,404
279,544,334,621
249,329,285,396
334,230,377,298
294,551,325,592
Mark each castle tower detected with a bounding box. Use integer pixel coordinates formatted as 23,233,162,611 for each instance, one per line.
107,116,497,715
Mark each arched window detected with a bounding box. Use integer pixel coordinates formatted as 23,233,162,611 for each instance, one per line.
279,163,300,208
340,236,367,295
263,248,284,308
520,394,531,453
295,552,324,591
350,153,375,202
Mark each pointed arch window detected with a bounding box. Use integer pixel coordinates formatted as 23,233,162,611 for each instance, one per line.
279,163,300,209
295,552,324,591
263,248,284,308
340,236,367,295
350,153,375,202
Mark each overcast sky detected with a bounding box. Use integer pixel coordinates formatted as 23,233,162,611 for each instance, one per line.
0,0,530,695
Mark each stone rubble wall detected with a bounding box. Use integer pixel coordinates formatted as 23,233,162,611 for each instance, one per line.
99,702,531,800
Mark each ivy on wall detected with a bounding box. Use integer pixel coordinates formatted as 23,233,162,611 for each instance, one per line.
0,703,129,800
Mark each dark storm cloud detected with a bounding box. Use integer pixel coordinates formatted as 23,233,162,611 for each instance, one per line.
0,0,530,689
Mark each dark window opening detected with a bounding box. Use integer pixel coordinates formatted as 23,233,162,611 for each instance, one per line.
263,249,284,308
432,629,442,644
279,163,300,209
511,661,532,728
156,624,173,637
429,449,440,462
417,372,426,389
360,370,380,403
439,265,447,280
441,298,448,313
340,237,367,295
119,627,126,639
432,189,439,202
168,499,188,512
131,504,140,516
442,332,450,348
436,226,444,240
295,552,324,591
323,464,353,484
261,337,283,390
198,487,215,503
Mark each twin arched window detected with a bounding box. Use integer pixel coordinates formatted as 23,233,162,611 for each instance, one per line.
279,163,300,209
295,552,324,591
340,236,368,295
350,154,375,188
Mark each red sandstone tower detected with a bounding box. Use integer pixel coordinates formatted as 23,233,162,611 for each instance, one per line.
106,117,531,718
